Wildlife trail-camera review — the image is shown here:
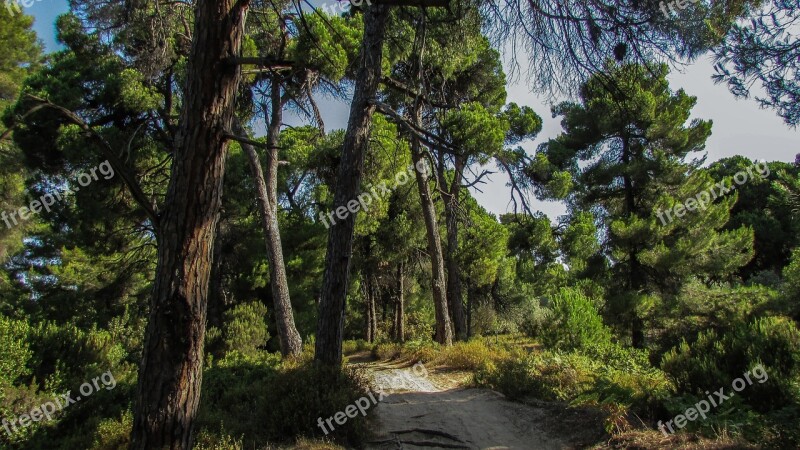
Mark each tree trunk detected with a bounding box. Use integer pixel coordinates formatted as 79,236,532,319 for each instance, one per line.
443,155,467,340
363,273,373,342
410,105,452,346
395,261,405,342
235,88,303,357
467,282,474,339
131,0,248,448
622,136,645,348
315,4,389,366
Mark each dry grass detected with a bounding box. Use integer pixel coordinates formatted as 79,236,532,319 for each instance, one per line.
593,430,760,449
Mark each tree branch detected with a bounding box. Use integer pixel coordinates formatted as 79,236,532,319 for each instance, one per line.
380,76,450,108
496,157,533,216
226,56,297,70
24,95,160,227
223,133,269,148
372,100,457,153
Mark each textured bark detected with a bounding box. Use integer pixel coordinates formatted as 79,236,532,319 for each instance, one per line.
394,261,405,342
443,155,467,341
466,282,475,339
131,0,248,448
364,272,377,342
235,89,303,357
411,105,452,346
315,4,390,366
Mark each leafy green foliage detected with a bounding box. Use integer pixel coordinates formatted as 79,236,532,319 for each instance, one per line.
0,313,31,386
198,357,372,447
222,301,271,358
540,287,612,351
661,316,800,411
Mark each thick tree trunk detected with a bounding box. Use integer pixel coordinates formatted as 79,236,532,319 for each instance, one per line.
235,91,303,357
443,155,467,340
410,105,452,346
395,261,405,342
315,4,389,366
131,1,248,448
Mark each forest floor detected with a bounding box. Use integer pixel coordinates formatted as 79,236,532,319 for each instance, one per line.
349,353,607,450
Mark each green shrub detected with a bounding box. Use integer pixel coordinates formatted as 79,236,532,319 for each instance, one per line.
476,343,674,424
655,282,779,355
342,339,371,355
403,339,438,363
372,342,402,360
27,322,127,392
258,364,372,445
434,340,506,371
90,410,132,450
222,301,270,357
518,298,551,338
193,429,244,450
661,315,800,412
198,357,372,447
404,310,435,342
0,314,31,386
541,287,612,351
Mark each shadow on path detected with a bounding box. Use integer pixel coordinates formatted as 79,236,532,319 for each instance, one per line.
356,358,574,450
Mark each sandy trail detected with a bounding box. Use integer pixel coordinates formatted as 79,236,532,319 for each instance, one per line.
356,359,573,450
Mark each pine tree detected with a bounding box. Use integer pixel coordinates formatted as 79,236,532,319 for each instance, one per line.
532,63,754,347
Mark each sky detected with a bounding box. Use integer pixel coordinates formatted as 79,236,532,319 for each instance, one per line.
26,1,800,221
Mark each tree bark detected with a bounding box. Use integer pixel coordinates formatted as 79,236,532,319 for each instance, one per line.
364,271,377,342
442,154,467,340
131,0,248,448
315,4,390,366
395,261,405,342
410,104,452,346
467,282,475,339
234,86,303,357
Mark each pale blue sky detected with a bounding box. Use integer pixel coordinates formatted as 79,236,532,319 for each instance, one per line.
28,2,800,220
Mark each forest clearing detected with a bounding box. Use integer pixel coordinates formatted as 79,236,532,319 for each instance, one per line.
0,0,799,449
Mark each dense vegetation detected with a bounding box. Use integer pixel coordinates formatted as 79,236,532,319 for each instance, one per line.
0,0,798,449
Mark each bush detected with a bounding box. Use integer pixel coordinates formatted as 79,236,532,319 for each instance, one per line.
197,356,372,447
540,287,612,351
372,342,402,360
342,339,371,355
27,322,128,392
518,298,551,338
655,281,780,355
258,364,372,445
222,301,270,357
90,410,132,450
475,343,674,427
434,340,506,371
403,339,438,363
661,315,800,412
0,314,31,386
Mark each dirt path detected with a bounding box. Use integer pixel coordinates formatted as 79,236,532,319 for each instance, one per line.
354,358,578,450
